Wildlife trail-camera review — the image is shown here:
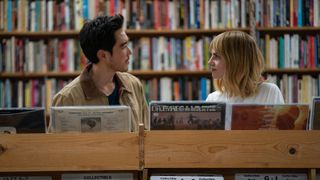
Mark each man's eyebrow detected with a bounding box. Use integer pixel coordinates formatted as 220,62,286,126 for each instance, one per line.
120,39,129,47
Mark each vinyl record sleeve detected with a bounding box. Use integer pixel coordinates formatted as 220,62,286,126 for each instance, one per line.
0,108,46,133
230,104,309,130
149,101,226,130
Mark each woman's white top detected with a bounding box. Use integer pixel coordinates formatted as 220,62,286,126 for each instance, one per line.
206,82,285,104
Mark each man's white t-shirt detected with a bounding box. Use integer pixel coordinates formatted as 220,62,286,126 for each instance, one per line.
206,82,285,104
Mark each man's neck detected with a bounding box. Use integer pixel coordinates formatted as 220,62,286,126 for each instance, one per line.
91,64,116,96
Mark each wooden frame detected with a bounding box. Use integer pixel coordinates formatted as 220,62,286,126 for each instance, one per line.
0,130,319,180
0,132,140,172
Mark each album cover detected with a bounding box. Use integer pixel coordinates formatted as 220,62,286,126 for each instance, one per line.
230,104,309,130
0,108,46,133
309,96,320,130
150,101,226,130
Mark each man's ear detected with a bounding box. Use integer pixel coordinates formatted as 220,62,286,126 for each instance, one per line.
96,49,111,61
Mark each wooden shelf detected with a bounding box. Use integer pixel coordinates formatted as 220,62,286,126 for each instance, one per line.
1,69,320,79
126,28,250,38
0,31,80,38
265,68,320,75
257,26,320,32
256,26,320,36
0,28,250,38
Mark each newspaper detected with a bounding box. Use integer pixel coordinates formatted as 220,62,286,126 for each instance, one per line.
229,104,309,130
149,101,226,130
50,106,131,133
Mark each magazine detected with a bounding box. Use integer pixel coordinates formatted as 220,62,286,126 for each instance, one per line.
50,106,131,133
149,101,226,130
229,104,309,130
0,108,46,134
309,96,320,130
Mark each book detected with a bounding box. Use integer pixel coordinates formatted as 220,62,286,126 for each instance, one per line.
0,108,46,134
149,101,226,130
230,104,309,130
61,173,133,180
235,173,307,180
50,106,131,133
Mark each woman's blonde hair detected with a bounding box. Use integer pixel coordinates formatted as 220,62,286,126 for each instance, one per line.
210,31,264,98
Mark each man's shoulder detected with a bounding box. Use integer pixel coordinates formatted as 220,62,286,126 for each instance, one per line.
116,72,141,84
56,76,82,96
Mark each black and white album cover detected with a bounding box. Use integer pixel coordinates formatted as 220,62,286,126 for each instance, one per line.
149,101,226,130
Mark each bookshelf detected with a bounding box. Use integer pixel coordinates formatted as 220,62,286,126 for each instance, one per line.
0,130,319,180
254,0,320,103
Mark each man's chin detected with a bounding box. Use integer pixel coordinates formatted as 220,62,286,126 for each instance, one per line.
118,68,129,72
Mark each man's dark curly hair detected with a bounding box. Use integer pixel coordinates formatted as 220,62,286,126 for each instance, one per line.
79,14,124,64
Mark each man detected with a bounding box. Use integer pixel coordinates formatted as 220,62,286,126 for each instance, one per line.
52,14,149,131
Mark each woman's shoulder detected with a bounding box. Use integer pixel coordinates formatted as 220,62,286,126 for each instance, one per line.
258,82,284,103
259,82,281,92
206,91,223,101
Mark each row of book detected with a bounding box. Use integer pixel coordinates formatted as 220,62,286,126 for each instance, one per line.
141,77,213,102
129,36,212,71
255,0,320,27
0,78,71,111
3,33,320,73
0,0,250,32
258,34,320,69
0,36,213,72
1,74,320,109
0,37,87,73
267,74,320,103
0,77,213,110
132,0,250,30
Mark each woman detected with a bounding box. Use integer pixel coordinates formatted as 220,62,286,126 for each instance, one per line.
206,31,284,104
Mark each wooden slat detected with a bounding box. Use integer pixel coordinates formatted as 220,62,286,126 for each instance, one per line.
144,131,320,168
2,69,320,79
0,133,139,172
